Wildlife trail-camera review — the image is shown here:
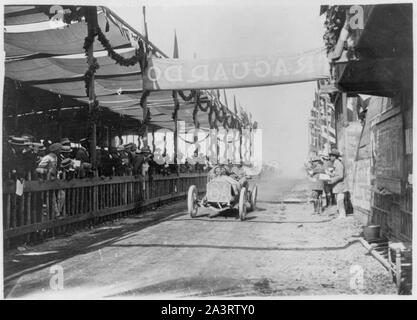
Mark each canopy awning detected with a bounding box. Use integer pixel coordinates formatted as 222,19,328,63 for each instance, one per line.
4,5,217,132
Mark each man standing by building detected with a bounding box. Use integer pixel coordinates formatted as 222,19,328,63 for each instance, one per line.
321,152,335,207
306,156,325,215
328,149,346,218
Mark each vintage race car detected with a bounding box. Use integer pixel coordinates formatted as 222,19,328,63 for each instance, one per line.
187,174,258,221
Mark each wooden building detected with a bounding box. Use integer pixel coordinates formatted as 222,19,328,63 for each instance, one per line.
322,4,412,242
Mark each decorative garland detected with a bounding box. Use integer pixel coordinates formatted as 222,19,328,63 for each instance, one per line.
178,133,210,144
198,100,210,113
323,6,347,54
87,99,101,123
177,90,195,102
172,91,180,121
83,26,145,97
84,57,99,97
192,104,200,129
96,27,144,67
208,101,218,130
223,113,233,130
213,103,227,124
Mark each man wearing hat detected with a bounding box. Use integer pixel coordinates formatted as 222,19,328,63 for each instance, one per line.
76,138,90,163
36,142,62,180
133,146,152,176
320,152,335,208
60,137,71,146
59,144,73,164
307,156,326,215
109,146,123,176
57,158,75,181
328,148,347,218
75,138,92,178
5,136,37,181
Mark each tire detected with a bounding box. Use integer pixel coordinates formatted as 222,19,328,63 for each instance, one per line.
239,187,247,221
250,185,258,211
188,185,198,218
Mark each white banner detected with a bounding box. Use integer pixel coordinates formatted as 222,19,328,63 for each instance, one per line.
144,49,330,90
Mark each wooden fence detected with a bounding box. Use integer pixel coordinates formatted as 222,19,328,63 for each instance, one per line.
2,173,207,248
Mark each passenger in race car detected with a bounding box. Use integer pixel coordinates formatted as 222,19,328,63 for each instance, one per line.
209,164,248,196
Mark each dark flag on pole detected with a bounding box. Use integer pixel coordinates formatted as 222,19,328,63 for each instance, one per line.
233,95,238,115
173,30,179,59
223,89,228,107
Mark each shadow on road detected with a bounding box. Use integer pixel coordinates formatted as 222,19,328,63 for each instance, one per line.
107,239,361,252
3,206,189,296
106,276,290,298
176,217,336,224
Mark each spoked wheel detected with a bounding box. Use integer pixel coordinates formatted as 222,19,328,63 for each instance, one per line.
239,187,247,221
188,185,198,218
250,184,258,211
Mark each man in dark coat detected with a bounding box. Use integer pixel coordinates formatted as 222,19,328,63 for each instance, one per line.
6,136,37,181
75,138,92,178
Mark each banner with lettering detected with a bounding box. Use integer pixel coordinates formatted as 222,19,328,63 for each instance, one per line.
143,49,330,90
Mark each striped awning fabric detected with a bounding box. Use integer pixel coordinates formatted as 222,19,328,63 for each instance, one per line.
4,5,215,130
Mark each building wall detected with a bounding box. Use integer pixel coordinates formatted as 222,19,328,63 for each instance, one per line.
368,92,412,242
352,158,372,225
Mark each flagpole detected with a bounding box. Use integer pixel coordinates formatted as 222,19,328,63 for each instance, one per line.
172,29,180,175
140,5,149,149
223,89,228,108
222,89,229,164
238,101,243,165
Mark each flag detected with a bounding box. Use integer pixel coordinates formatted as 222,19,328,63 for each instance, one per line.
173,30,179,59
233,95,238,115
223,89,228,107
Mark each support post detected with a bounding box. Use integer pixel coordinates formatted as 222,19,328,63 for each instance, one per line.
239,125,243,165
140,6,149,149
324,96,330,152
173,94,179,175
341,92,348,157
87,6,98,166
151,127,156,153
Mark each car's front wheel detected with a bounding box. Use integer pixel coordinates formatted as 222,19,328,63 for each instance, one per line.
188,185,198,218
250,184,258,211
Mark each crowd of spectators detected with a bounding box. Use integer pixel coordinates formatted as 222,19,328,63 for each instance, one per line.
3,135,211,183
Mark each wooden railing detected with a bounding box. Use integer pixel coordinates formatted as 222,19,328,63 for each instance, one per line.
2,173,207,247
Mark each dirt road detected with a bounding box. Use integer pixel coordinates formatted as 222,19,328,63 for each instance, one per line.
3,178,396,298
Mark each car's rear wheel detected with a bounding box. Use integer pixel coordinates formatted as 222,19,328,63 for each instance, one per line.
239,187,247,221
188,185,198,218
250,185,258,211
